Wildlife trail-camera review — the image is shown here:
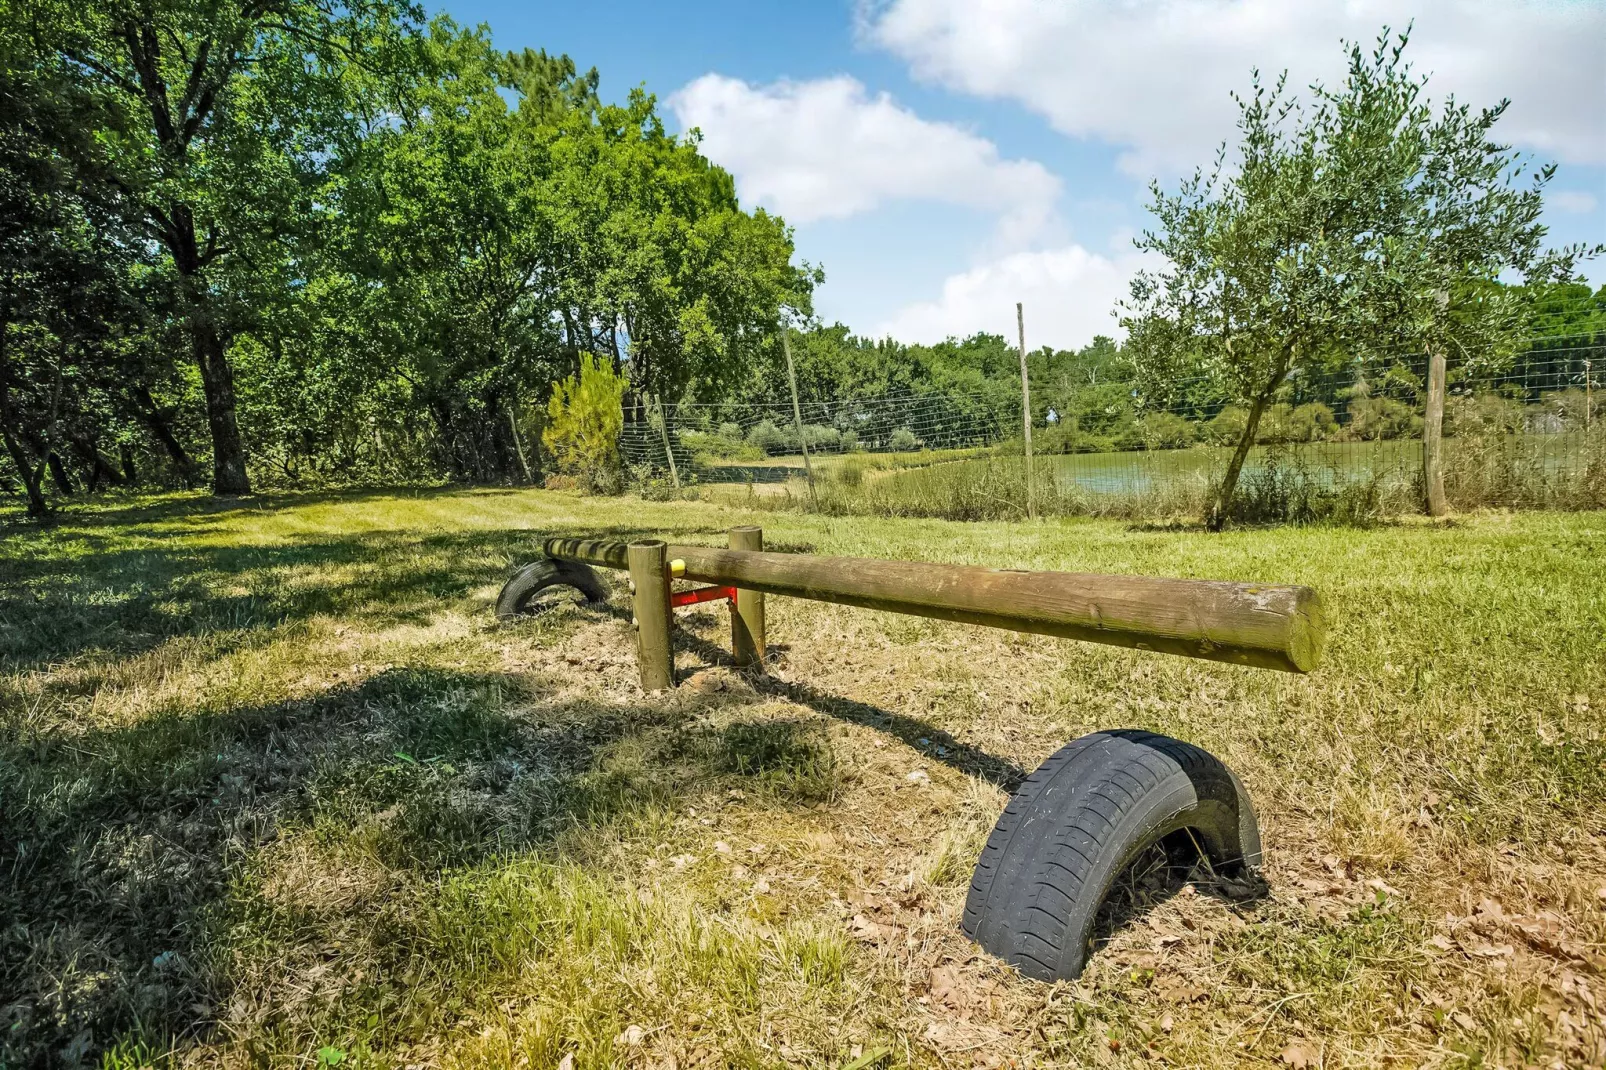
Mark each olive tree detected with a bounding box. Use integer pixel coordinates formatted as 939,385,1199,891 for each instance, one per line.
1124,30,1585,527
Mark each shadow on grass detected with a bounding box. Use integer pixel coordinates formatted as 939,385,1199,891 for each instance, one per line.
0,662,838,1065
669,627,1028,792
0,519,731,674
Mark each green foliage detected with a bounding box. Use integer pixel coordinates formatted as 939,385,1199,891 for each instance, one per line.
1122,28,1584,528
888,428,919,452
543,354,624,493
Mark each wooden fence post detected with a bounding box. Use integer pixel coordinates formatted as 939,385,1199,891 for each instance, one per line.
654,395,680,490
1423,347,1448,517
728,525,766,667
782,329,816,505
1017,302,1036,520
627,540,674,689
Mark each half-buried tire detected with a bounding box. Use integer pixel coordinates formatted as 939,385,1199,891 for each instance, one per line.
963,729,1260,982
495,558,610,621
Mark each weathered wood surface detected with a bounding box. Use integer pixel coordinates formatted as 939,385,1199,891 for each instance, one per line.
728,526,766,667
545,537,1324,673
626,540,674,690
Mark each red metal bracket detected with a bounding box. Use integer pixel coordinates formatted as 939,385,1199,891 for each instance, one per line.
670,584,737,609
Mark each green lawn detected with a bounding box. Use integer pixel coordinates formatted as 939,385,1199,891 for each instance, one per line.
2,489,1602,1068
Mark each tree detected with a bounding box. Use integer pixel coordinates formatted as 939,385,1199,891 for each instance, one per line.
1123,29,1590,528
1123,64,1380,528
0,34,153,515
28,0,423,494
1337,35,1599,515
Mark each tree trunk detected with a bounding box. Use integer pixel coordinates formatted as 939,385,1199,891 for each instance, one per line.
44,448,75,495
193,322,251,494
119,442,137,484
1207,382,1279,532
136,386,197,483
506,404,532,483
1,427,48,517
69,433,126,490
1422,347,1448,517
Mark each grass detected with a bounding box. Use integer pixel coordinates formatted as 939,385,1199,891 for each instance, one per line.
734,432,1606,523
2,487,1603,1068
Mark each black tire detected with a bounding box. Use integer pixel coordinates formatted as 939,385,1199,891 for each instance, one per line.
495,558,610,621
962,729,1261,982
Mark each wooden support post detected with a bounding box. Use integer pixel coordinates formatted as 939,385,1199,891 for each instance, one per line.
627,540,674,690
1422,347,1448,517
1017,302,1036,520
654,395,681,490
728,525,765,667
1586,360,1593,434
782,329,816,505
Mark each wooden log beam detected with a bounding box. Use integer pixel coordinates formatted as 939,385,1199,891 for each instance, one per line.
544,537,1324,674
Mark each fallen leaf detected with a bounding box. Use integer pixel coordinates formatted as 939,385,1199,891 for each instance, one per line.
615,1025,646,1047
1428,934,1454,952
1366,877,1402,898
713,841,731,855
753,878,771,894
850,914,893,941
928,965,964,1009
1280,1040,1319,1068
906,769,931,785
558,1055,575,1070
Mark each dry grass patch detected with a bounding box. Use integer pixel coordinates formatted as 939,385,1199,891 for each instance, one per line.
1,489,1602,1068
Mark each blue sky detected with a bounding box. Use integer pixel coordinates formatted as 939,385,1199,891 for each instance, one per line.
442,0,1606,349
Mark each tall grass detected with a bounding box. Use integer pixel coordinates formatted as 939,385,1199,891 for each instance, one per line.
753,430,1606,525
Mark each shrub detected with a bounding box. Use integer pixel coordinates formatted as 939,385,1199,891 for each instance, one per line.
1202,405,1249,446
803,424,840,450
543,353,624,493
839,429,861,452
747,419,790,455
1344,396,1419,440
1140,411,1196,450
888,427,919,452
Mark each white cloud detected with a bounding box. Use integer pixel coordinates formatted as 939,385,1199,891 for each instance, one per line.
1549,190,1599,214
872,245,1156,349
669,73,1061,244
866,0,1606,177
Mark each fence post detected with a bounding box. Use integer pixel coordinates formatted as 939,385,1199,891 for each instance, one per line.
728,525,766,667
782,329,817,505
653,395,681,490
1422,347,1448,517
1017,302,1036,521
627,540,674,690
1586,359,1593,433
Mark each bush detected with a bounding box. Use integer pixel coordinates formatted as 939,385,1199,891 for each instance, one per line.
839,429,861,452
747,419,790,455
1344,396,1419,441
803,424,840,450
543,353,624,493
1140,411,1196,450
888,427,920,452
1202,405,1249,446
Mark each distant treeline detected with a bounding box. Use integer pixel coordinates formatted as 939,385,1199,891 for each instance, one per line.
700,280,1605,458
2,1,815,515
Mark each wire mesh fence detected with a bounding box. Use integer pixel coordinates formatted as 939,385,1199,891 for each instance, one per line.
622,338,1605,518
